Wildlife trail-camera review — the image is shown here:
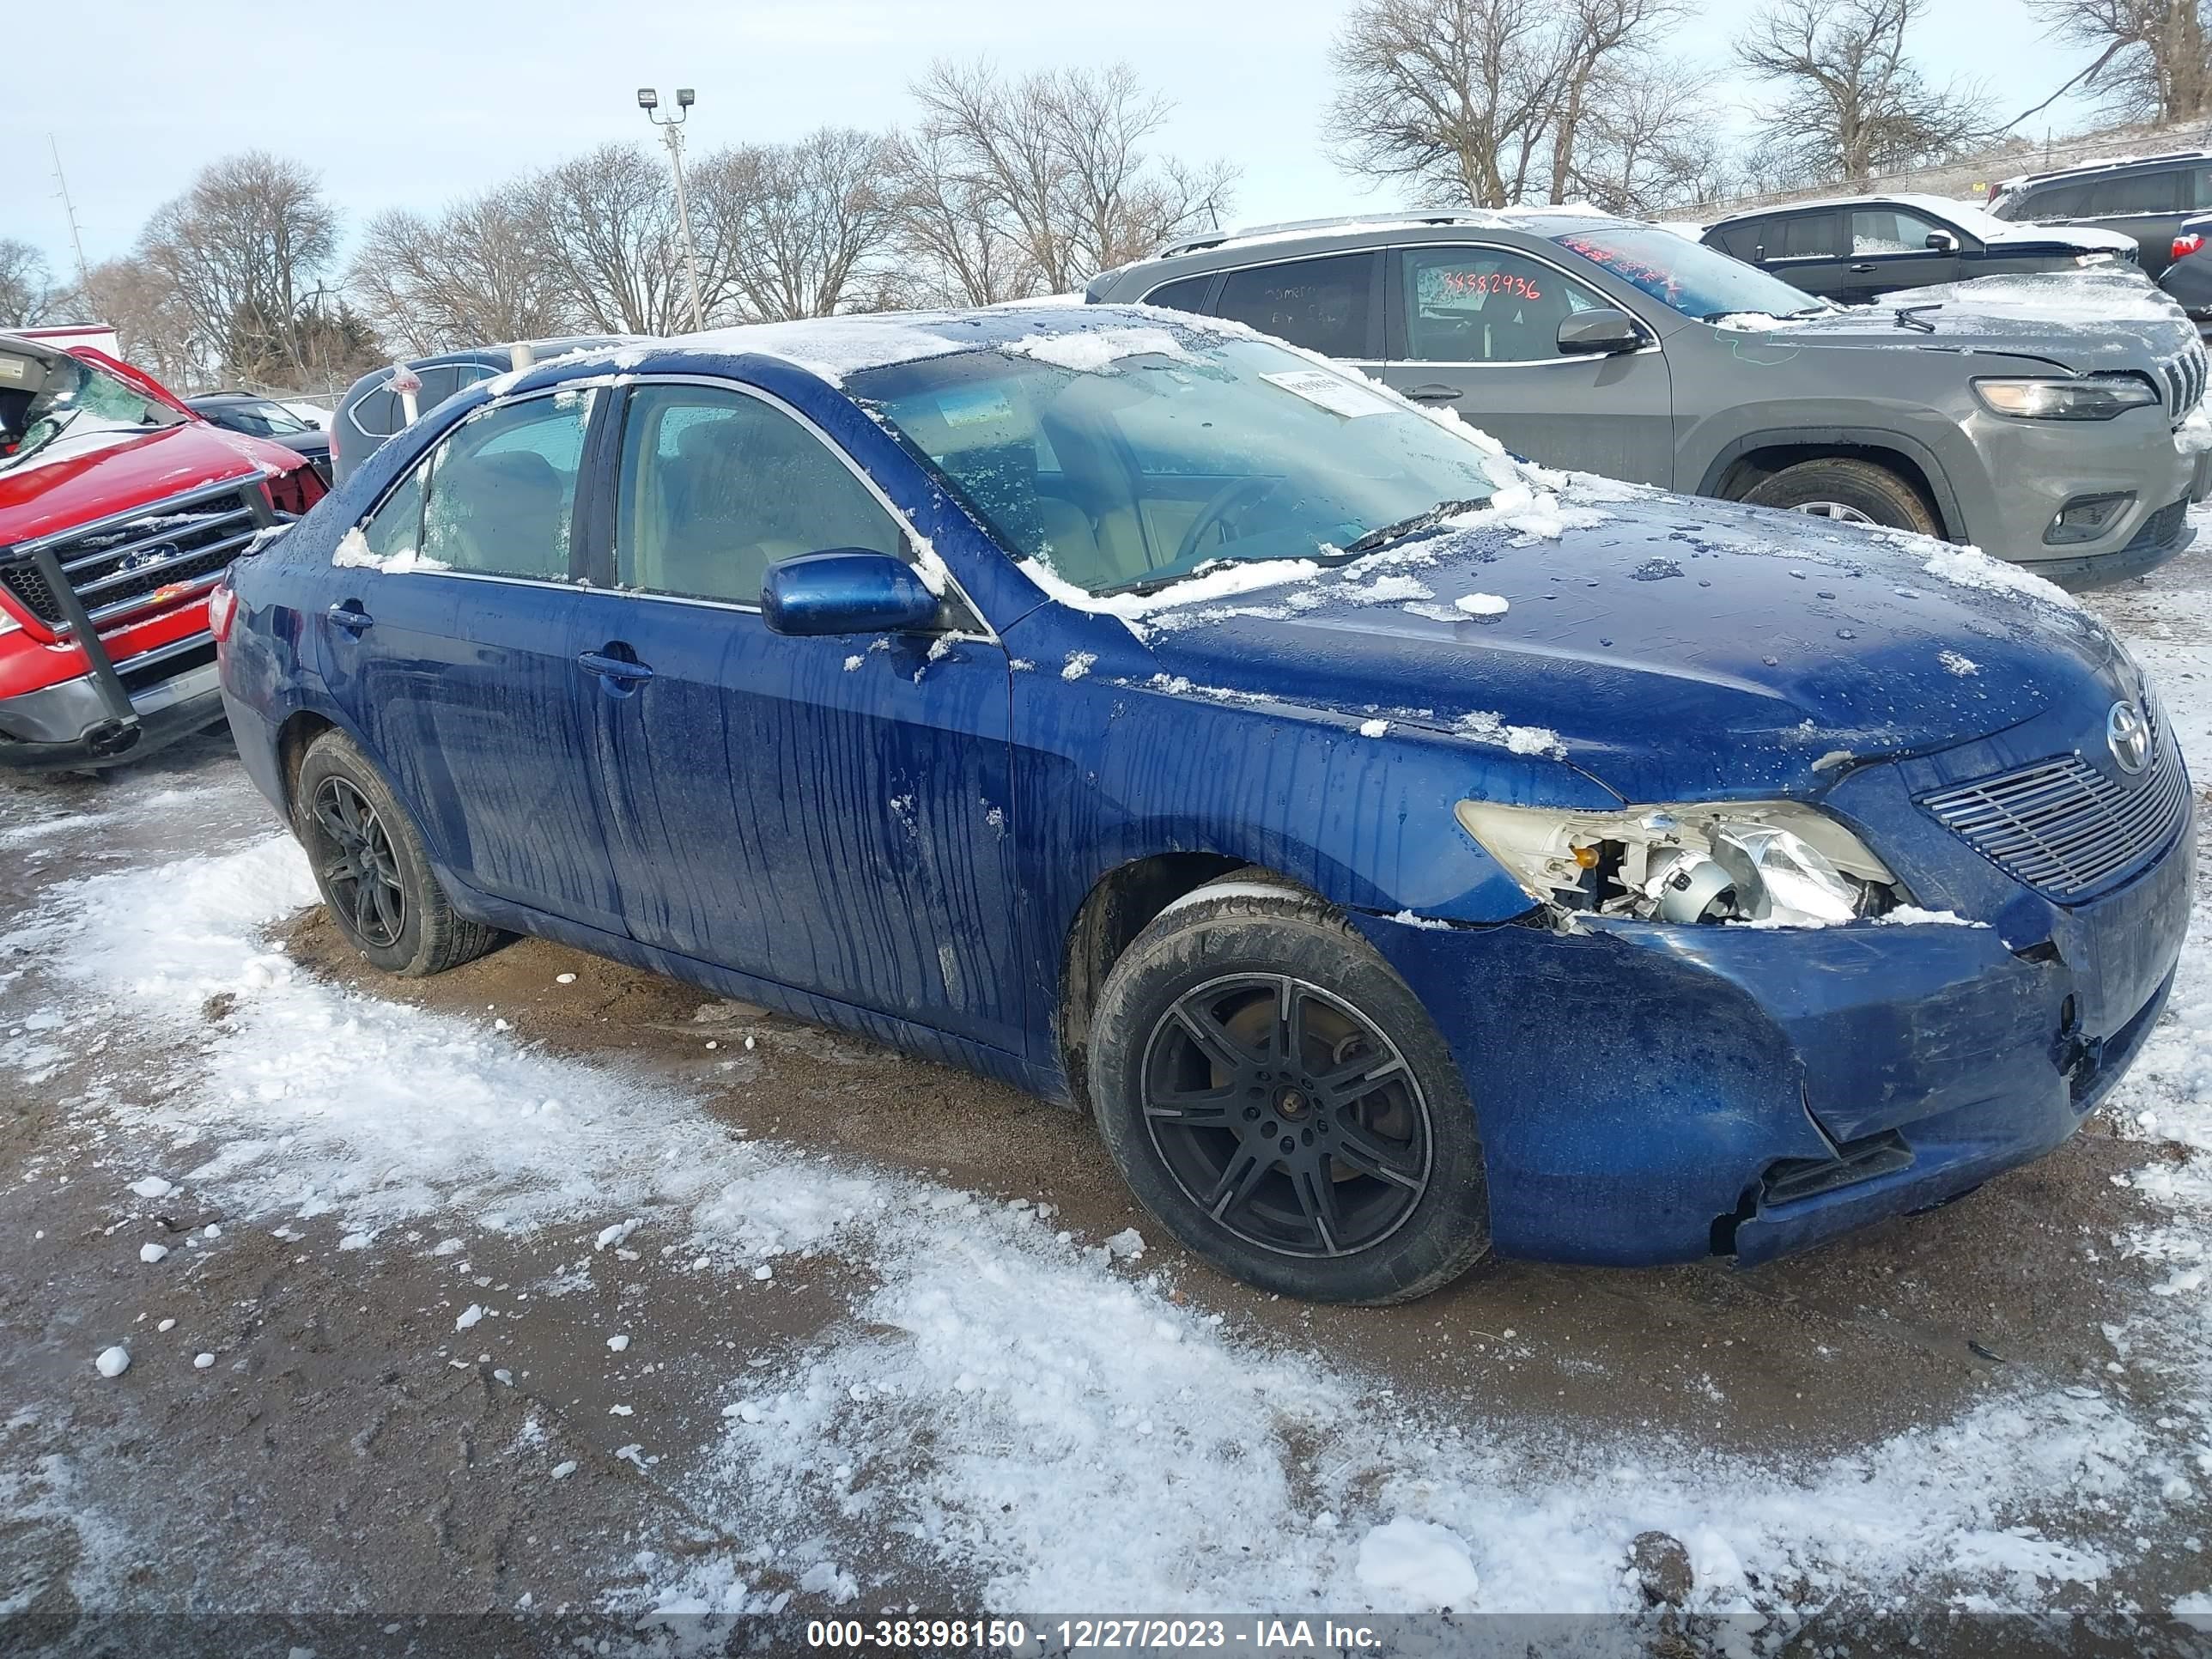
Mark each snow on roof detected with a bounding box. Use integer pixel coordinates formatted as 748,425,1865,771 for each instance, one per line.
1708,191,2137,252
1152,203,1622,262
1996,147,2212,193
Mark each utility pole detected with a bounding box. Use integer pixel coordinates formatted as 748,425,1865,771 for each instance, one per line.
639,87,707,332
48,134,91,295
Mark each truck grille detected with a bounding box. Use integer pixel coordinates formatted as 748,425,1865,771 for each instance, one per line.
2160,341,2209,418
1918,705,2191,902
0,481,263,634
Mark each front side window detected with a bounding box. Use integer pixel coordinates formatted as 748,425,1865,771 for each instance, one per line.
1850,207,1944,255
416,390,596,580
1401,246,1605,363
1550,222,1829,322
615,384,902,605
1708,222,1764,261
849,325,1503,598
1212,253,1376,359
1773,214,1842,258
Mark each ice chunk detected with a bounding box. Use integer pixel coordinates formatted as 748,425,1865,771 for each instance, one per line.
95,1346,131,1377
1355,1516,1480,1608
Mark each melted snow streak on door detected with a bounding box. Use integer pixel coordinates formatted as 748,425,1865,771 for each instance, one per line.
574,591,1025,1054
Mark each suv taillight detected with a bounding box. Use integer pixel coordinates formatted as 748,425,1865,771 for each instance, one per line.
208,578,240,647
2176,233,2204,261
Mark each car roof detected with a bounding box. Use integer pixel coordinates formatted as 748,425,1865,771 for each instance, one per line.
1708,191,1971,225
1997,149,2212,192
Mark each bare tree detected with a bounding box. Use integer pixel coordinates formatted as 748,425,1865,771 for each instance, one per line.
520,144,704,335
1572,61,1732,213
1328,0,1580,206
0,240,70,328
1736,0,1992,188
2021,0,2212,125
1544,0,1690,201
690,129,900,321
138,151,339,385
883,125,1038,307
908,59,1234,295
81,257,208,390
350,185,575,354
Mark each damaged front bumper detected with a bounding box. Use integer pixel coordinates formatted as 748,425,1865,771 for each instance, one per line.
1351,805,2191,1267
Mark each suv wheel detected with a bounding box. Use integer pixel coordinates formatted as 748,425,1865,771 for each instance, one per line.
1086,878,1491,1304
1741,458,1939,535
294,730,500,977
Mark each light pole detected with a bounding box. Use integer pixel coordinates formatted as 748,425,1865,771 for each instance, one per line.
639,86,707,333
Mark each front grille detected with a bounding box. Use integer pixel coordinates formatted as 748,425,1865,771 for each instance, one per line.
2162,341,2209,417
2125,495,2191,555
0,484,261,633
1918,706,2190,902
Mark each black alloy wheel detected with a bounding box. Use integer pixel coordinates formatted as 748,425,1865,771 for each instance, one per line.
311,775,406,948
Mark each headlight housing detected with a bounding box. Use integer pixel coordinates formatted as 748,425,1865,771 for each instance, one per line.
1455,799,1905,927
1972,374,2159,421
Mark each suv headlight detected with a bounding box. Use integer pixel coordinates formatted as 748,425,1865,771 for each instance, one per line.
1972,374,2159,421
1455,799,1905,926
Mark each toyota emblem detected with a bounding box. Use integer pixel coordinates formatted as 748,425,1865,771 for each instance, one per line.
2107,701,2151,775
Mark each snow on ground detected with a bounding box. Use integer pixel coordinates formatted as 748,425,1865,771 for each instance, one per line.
10,528,2212,1638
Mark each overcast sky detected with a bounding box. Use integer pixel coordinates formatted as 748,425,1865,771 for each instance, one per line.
4,0,2099,283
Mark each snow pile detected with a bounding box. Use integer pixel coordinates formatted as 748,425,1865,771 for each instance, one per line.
1455,592,1510,617
1009,327,1193,373
1915,539,2081,611
1453,710,1565,758
671,316,972,386
331,526,448,574
1018,553,1322,629
1356,1516,1481,1609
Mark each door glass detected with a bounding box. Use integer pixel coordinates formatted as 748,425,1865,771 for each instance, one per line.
1711,222,1764,261
2094,171,2181,215
1401,246,1604,363
1777,214,1842,258
349,387,403,439
1850,208,1944,254
358,464,428,562
2194,167,2212,210
2029,181,2091,217
418,389,596,580
1140,273,1216,314
1212,253,1376,358
615,384,903,605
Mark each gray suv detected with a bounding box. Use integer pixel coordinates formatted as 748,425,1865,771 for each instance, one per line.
1087,210,2207,587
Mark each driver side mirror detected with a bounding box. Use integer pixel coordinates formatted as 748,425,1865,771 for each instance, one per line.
1556,309,1647,356
1925,230,1958,252
762,549,939,636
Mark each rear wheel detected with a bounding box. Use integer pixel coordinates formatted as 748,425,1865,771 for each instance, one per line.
1740,458,1939,535
294,730,499,977
1087,879,1491,1304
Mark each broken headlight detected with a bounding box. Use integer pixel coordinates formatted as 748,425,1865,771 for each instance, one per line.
1454,799,1905,927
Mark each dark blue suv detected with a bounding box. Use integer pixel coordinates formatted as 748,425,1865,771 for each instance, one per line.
212,307,2191,1302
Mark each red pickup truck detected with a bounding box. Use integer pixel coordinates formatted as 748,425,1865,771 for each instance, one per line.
0,332,325,771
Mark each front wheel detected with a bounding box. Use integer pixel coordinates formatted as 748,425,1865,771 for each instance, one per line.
1086,879,1491,1304
294,729,500,977
1739,457,1940,535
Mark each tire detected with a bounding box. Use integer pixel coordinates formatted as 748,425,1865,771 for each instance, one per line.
1740,458,1940,535
292,730,500,977
1087,878,1491,1304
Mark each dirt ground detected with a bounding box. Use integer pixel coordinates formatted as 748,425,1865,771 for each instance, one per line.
4,554,2212,1656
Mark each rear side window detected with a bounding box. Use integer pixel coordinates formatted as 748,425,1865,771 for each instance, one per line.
1773,213,1841,258
1212,252,1376,359
417,390,597,580
2091,170,2182,215
348,386,403,439
1139,273,1216,314
614,384,902,606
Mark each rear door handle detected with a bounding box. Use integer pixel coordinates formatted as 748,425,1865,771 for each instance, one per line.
578,650,653,684
1403,383,1463,403
327,602,373,633
1848,262,1878,272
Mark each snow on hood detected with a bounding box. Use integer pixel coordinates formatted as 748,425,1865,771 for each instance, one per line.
1740,270,2197,368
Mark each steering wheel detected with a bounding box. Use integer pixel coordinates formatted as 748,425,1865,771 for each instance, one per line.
1171,477,1283,568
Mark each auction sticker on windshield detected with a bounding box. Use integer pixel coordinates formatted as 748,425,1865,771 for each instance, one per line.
1261,368,1395,420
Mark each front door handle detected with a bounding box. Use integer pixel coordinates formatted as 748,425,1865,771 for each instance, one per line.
1848,262,1878,272
578,649,653,684
327,601,373,633
1402,383,1463,403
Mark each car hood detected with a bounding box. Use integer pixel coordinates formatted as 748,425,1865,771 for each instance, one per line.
1723,270,2197,368
0,422,292,545
1978,221,2137,254
1137,489,2132,802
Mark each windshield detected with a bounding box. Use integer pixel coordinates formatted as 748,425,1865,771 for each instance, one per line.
218,398,311,436
1551,223,1830,322
848,331,1504,596
1,352,184,474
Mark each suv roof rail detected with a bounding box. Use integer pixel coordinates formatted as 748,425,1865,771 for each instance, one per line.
2005,147,2212,189
1157,210,1495,258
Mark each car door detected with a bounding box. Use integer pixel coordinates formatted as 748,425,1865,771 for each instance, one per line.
318,387,626,936
1755,210,1848,300
566,377,1025,1054
1841,205,1961,301
1206,251,1383,380
2079,168,2188,274
1379,241,1674,484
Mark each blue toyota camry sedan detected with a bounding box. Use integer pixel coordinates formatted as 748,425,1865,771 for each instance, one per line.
212,305,2192,1303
